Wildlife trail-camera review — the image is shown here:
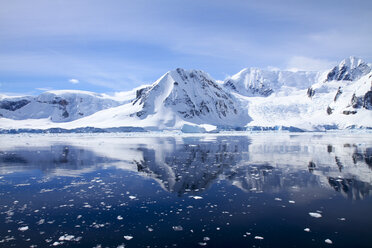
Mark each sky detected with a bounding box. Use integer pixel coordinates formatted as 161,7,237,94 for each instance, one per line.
0,0,371,95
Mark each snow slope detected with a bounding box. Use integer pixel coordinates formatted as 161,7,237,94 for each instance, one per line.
224,68,319,97
0,57,371,132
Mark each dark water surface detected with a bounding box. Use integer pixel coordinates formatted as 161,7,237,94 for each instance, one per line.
0,133,371,248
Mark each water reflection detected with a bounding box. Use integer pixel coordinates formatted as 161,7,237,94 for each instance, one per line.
0,134,371,199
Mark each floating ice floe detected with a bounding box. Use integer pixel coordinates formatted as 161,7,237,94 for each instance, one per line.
325,239,333,244
129,196,136,200
117,215,123,220
36,219,45,225
190,196,203,200
181,124,218,133
172,226,183,231
18,226,29,231
123,235,133,240
274,198,282,201
59,234,75,241
254,236,264,240
309,212,322,218
289,200,295,204
304,228,310,232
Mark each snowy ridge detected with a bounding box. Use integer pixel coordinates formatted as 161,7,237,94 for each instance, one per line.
0,91,123,122
323,56,371,82
0,57,371,132
224,68,319,97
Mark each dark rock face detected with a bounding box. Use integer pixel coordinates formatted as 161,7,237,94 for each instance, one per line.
224,80,237,90
334,87,342,101
327,106,333,115
307,87,315,98
343,110,357,115
0,99,30,111
351,93,363,108
224,79,273,97
133,87,151,105
364,91,372,110
62,110,69,118
325,58,371,82
327,65,351,81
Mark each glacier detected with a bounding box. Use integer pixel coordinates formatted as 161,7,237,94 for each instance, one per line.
0,56,371,132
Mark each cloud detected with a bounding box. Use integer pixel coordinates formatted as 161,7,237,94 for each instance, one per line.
36,87,53,91
286,56,336,72
69,79,79,84
0,0,371,93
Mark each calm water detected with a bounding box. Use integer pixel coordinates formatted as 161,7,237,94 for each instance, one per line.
0,133,371,248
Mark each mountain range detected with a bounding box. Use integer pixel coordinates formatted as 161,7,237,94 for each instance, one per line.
0,56,371,132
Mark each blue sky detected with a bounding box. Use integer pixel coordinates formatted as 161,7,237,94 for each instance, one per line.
0,0,371,95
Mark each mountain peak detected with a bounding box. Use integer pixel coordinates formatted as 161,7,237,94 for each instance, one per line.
339,56,365,69
325,56,371,82
131,67,248,127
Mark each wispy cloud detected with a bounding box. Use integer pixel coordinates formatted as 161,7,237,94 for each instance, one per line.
69,79,79,84
286,56,336,72
36,87,53,91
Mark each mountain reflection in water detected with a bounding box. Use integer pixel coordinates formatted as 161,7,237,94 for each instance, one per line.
1,134,371,199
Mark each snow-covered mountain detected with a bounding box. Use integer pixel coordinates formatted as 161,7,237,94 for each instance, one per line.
0,90,125,122
238,57,372,130
130,68,249,127
224,68,319,97
0,56,371,132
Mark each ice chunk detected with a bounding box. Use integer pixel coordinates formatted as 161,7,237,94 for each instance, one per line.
117,215,123,220
181,124,207,133
325,239,333,244
309,212,322,218
18,226,29,231
129,196,136,200
37,219,45,225
181,124,217,133
172,226,183,231
254,236,264,240
304,228,310,232
190,196,203,200
59,235,75,241
123,235,133,240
